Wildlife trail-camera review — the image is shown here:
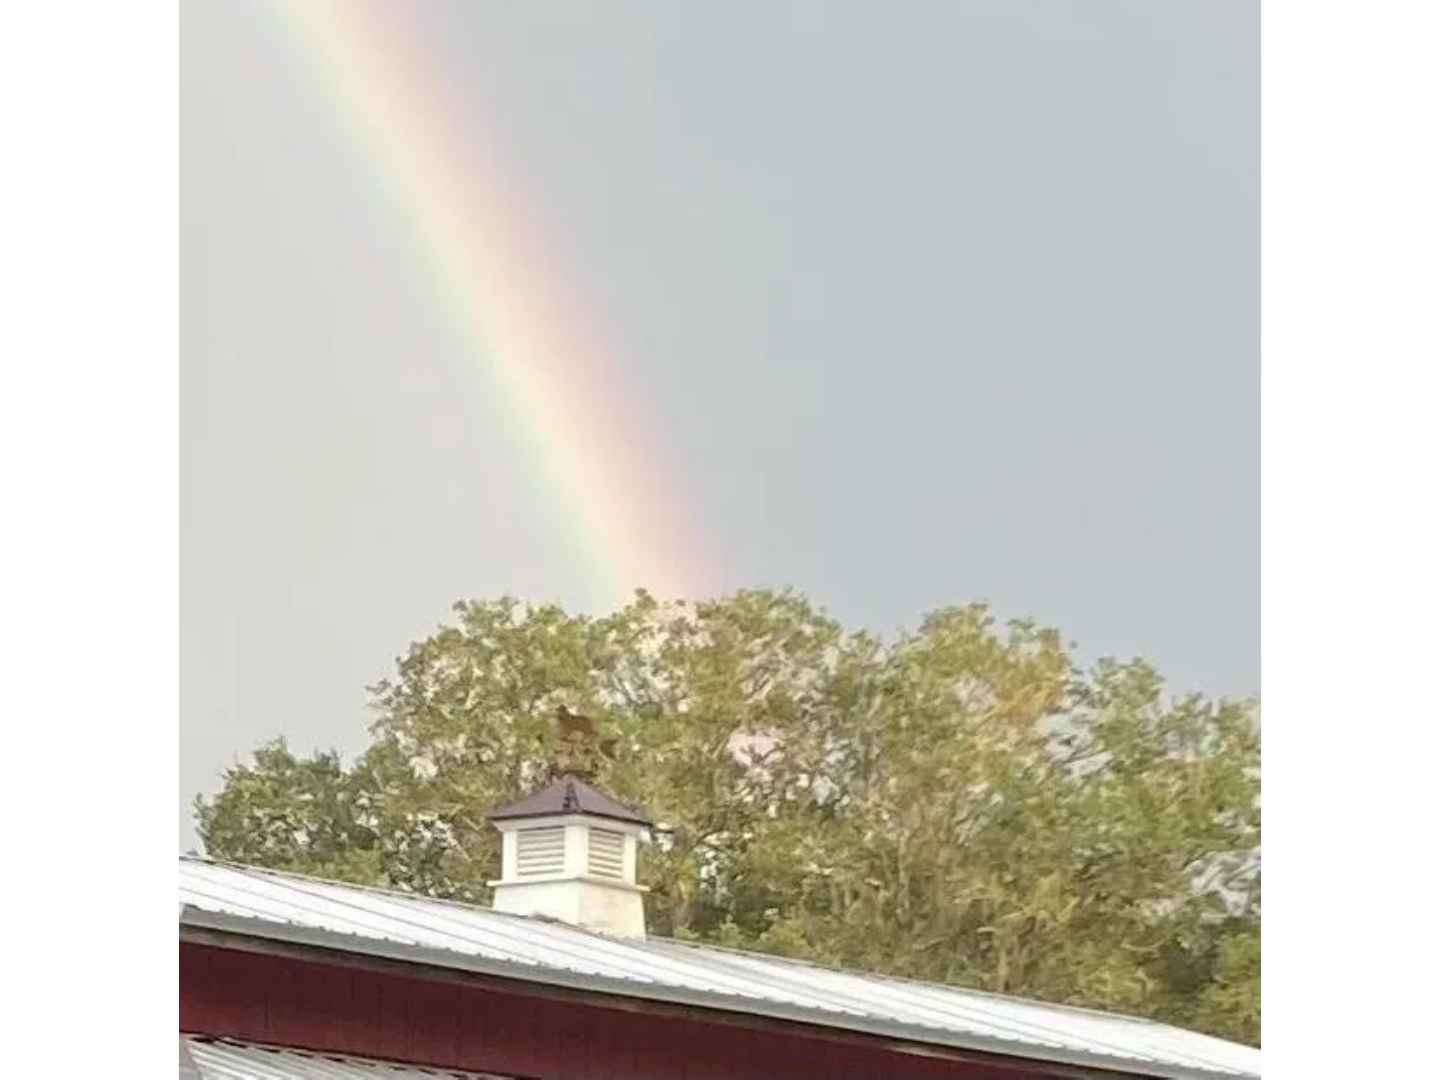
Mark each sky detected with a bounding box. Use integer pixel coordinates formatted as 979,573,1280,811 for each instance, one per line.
180,0,1257,851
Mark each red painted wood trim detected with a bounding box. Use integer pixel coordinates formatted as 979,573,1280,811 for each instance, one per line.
181,940,1054,1080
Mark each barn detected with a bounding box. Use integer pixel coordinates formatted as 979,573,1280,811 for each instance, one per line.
179,775,1261,1080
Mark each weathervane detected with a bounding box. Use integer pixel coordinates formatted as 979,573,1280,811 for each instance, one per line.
552,705,618,782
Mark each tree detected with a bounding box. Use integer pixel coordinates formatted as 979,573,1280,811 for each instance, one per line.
196,589,1260,1045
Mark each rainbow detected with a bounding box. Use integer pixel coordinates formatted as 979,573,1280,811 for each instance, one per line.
254,1,713,609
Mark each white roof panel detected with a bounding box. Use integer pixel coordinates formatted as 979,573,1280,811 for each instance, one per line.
183,1037,516,1079
179,857,1259,1080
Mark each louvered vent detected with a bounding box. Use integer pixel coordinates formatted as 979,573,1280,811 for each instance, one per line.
587,829,625,879
516,826,565,877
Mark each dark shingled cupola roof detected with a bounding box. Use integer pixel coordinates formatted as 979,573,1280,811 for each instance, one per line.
488,776,652,827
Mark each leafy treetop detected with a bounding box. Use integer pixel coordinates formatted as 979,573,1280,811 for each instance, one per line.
196,589,1260,1046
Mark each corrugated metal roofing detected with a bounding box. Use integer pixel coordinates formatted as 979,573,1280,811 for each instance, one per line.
179,856,1260,1080
182,1037,516,1079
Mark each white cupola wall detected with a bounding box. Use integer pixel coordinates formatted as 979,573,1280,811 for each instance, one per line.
487,776,652,940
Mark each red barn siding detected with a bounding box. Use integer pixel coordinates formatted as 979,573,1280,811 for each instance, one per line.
180,941,1054,1080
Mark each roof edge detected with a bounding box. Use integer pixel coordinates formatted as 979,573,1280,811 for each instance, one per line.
178,905,1257,1080
487,804,653,827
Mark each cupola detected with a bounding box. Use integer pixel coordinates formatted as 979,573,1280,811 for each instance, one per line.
487,710,652,939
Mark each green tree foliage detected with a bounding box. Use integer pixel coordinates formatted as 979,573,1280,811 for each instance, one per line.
196,590,1260,1045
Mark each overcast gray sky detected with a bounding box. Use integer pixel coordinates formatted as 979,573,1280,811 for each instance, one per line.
181,0,1256,851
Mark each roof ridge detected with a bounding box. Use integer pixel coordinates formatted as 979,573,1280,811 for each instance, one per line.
179,853,628,939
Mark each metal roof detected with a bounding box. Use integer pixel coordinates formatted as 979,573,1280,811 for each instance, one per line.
182,1037,517,1079
179,856,1260,1080
488,776,651,826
